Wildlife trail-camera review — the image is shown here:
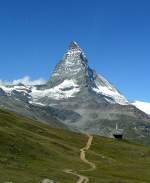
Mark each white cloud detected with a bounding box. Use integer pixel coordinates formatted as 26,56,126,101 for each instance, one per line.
0,76,46,86
0,80,10,85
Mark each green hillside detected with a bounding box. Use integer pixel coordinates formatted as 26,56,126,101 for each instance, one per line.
0,109,150,183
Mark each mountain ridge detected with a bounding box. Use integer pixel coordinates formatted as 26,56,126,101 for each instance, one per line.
40,41,128,105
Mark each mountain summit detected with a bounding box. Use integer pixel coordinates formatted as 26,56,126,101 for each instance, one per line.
47,41,88,88
68,41,81,50
44,41,128,105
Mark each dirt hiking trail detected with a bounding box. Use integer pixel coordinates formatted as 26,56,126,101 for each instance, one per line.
64,134,96,183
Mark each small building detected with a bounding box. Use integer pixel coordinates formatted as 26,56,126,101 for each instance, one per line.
113,124,124,140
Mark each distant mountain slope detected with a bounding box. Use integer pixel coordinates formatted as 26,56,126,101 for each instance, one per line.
0,109,150,183
132,101,150,115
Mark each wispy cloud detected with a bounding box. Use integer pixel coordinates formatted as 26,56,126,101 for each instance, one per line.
0,76,46,86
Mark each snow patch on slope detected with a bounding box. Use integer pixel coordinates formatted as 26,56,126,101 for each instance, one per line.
31,79,80,100
93,74,128,105
132,101,150,115
0,84,31,96
0,85,13,95
0,79,80,102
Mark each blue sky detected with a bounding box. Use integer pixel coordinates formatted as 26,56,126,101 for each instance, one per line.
0,0,150,102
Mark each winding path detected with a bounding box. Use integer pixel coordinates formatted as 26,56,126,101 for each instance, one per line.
64,134,96,183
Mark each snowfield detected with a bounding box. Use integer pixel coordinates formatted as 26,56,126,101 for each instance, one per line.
93,74,128,105
31,79,80,100
132,101,150,115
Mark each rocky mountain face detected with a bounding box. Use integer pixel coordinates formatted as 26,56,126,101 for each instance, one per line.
31,41,128,105
0,41,150,143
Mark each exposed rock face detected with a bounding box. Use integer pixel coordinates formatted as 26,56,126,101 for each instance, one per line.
47,41,92,88
32,41,128,105
0,88,6,96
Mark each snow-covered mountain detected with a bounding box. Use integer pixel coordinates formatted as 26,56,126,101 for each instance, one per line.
0,41,150,143
132,101,150,115
31,41,128,105
0,42,128,105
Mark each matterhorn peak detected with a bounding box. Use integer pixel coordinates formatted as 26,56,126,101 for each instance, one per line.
63,41,87,64
69,41,81,50
45,41,128,105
